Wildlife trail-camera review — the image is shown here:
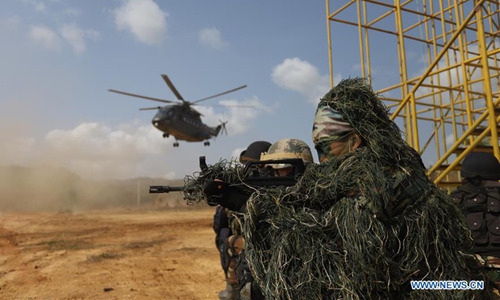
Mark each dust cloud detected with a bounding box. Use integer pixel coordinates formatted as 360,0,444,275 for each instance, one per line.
0,119,198,212
0,165,191,212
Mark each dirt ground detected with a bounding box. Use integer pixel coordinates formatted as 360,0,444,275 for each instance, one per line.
0,207,226,300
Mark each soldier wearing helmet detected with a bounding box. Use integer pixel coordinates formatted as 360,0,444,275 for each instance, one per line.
205,138,314,300
459,152,500,183
452,152,500,289
214,140,271,300
260,138,314,177
239,141,272,164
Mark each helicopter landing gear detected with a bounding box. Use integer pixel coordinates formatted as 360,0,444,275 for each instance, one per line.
203,141,210,146
173,142,179,147
163,133,169,138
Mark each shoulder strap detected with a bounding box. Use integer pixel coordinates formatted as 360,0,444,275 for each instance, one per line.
457,185,480,195
457,185,500,200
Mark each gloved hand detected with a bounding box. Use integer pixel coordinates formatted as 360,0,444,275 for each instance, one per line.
204,180,251,211
203,180,229,206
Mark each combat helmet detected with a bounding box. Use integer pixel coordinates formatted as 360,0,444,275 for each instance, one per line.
240,141,272,163
461,152,500,181
260,138,314,169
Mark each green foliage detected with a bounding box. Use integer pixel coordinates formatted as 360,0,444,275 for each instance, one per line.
181,160,254,205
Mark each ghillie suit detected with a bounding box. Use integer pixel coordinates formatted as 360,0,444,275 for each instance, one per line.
183,159,254,300
182,159,251,206
182,153,268,300
183,140,313,300
241,78,491,299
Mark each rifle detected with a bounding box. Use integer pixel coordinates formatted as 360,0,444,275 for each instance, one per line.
149,156,306,195
149,186,183,193
149,156,209,194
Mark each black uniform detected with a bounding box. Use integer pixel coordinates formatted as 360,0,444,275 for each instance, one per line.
451,151,500,290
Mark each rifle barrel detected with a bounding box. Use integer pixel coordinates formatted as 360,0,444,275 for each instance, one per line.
149,186,183,193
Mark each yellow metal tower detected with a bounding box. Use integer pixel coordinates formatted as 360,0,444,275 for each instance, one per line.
326,0,500,187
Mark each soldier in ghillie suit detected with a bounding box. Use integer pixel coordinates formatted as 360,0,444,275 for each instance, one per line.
451,152,500,292
241,78,491,299
214,141,271,300
207,138,314,300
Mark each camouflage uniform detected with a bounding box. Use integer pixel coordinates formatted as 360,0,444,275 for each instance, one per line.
223,138,314,300
216,141,271,300
477,255,500,284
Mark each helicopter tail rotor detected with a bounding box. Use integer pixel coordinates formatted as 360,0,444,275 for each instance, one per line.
218,119,228,136
213,119,228,137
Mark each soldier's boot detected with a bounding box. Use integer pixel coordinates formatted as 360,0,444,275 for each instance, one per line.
218,283,239,300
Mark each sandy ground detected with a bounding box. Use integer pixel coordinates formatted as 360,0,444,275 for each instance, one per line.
0,207,226,300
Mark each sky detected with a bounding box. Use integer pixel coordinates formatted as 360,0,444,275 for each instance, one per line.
0,0,436,181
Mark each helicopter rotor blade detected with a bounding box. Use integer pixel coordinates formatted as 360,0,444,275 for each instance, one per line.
211,104,257,108
161,74,185,101
195,104,255,108
192,85,247,104
139,106,163,111
109,89,177,104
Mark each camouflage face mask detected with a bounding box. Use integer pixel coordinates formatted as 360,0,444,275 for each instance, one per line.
312,106,353,144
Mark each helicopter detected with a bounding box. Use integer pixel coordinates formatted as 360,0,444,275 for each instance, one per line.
109,74,249,147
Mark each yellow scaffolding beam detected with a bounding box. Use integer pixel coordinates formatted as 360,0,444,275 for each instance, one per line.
326,0,500,188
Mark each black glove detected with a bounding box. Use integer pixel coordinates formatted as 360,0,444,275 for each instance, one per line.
203,180,251,211
203,180,229,206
